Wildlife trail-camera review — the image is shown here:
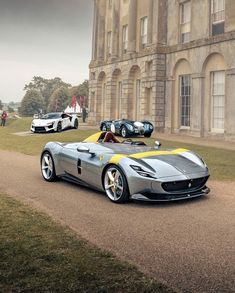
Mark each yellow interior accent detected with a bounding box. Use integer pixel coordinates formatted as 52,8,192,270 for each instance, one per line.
83,132,103,142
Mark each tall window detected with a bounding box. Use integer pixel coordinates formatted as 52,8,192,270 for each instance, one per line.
140,17,148,48
107,31,112,55
211,0,225,35
122,25,128,52
180,1,191,43
180,75,191,127
211,71,225,131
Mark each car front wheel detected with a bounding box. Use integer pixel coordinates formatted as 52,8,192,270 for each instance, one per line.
74,119,78,129
144,133,151,137
41,151,57,182
121,126,128,138
104,165,129,203
57,122,62,132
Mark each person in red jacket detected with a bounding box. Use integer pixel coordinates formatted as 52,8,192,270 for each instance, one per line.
1,111,7,126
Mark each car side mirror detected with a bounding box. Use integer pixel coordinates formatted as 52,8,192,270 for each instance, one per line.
77,146,95,157
154,141,161,149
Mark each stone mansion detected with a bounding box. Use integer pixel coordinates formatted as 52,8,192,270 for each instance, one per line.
88,0,235,140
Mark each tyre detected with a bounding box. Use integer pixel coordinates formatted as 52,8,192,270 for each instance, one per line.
57,122,62,132
41,151,57,182
121,126,128,138
74,119,78,129
144,133,151,137
104,165,129,203
101,124,107,131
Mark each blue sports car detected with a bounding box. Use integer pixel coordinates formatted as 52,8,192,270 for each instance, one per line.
100,119,154,138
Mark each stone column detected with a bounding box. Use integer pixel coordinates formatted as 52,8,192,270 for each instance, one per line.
165,77,174,133
225,68,235,137
128,0,137,53
91,0,98,60
191,73,205,137
111,0,120,58
97,0,106,61
157,0,167,45
147,0,154,45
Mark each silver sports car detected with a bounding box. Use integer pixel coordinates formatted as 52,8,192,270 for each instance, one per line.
40,131,210,203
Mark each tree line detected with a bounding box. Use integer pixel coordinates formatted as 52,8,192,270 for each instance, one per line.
18,76,88,116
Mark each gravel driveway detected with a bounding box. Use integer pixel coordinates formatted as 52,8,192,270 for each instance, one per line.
0,150,234,293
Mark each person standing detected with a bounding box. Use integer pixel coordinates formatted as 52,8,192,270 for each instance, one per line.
82,107,87,123
1,111,7,126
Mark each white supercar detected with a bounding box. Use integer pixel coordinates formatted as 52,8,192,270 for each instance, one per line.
31,112,78,133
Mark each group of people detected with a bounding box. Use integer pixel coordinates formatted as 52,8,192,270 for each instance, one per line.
1,111,7,126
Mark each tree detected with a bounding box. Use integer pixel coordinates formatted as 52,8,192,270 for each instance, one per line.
70,80,89,107
24,76,71,110
19,90,44,116
47,86,70,112
0,100,3,110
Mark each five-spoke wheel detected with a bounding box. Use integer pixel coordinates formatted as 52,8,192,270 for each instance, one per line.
104,165,129,203
121,126,128,138
41,151,57,182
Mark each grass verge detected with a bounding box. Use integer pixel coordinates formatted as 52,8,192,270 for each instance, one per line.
0,117,234,180
0,194,172,293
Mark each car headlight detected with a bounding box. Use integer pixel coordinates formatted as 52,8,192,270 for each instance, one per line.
46,122,54,127
181,152,207,168
127,124,134,131
130,165,156,178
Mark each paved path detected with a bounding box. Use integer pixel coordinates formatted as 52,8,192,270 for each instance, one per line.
0,150,234,293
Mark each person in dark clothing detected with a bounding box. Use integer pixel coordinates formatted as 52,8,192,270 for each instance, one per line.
1,111,7,126
82,107,87,123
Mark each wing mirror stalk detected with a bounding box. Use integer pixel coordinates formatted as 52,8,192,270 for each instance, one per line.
77,146,95,157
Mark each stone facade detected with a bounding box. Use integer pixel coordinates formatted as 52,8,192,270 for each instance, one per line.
89,0,235,140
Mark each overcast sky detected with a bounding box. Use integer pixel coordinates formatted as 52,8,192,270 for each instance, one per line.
0,0,93,102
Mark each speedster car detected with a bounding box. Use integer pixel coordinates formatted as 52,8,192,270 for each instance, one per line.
100,119,154,137
31,112,78,133
40,131,210,203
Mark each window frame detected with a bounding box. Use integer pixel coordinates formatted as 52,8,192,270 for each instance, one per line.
122,24,128,53
107,31,112,56
140,16,148,48
179,1,191,44
211,0,225,36
211,70,225,133
179,74,191,128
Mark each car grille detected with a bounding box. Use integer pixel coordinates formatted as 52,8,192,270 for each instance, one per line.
34,126,46,132
162,176,209,193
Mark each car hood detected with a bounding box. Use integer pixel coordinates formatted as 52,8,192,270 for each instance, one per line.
32,119,58,126
135,155,206,178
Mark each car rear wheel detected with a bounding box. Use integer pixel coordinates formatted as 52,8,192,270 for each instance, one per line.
121,126,128,138
101,124,107,131
41,151,57,182
104,165,129,203
74,119,78,129
57,122,62,132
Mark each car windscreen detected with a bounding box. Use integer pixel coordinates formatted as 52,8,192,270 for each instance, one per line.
41,113,61,119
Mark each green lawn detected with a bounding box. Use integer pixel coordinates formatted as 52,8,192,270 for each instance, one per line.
0,117,234,180
0,194,172,293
